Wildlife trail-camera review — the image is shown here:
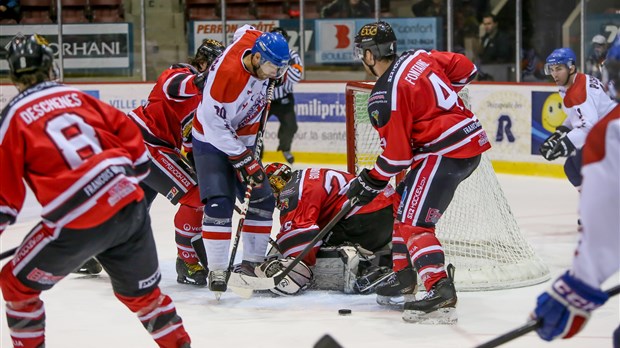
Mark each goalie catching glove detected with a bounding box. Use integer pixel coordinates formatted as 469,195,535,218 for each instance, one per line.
229,149,265,186
539,126,575,160
532,271,608,341
346,168,388,206
254,257,313,296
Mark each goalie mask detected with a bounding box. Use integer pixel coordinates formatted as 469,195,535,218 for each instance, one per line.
265,162,292,196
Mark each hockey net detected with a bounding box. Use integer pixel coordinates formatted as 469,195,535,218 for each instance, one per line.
345,82,550,291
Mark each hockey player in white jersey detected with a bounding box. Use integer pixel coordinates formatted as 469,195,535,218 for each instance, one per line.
539,47,617,188
531,42,620,346
191,25,290,296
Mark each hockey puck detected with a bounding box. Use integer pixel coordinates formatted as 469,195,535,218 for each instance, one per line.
338,309,352,315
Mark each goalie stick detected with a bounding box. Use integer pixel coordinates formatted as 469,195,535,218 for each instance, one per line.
227,197,359,291
475,284,620,348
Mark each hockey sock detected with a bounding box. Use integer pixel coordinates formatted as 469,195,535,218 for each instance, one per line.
241,218,273,262
400,226,447,291
391,222,409,272
174,204,203,264
202,197,233,270
5,298,45,348
116,288,191,348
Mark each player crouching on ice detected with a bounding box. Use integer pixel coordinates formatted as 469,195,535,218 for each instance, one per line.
249,163,411,297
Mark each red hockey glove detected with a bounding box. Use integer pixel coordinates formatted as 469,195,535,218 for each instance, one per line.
229,149,265,186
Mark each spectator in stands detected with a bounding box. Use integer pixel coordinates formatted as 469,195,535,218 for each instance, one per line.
585,34,608,80
411,0,445,17
479,13,511,64
321,0,372,18
0,0,20,23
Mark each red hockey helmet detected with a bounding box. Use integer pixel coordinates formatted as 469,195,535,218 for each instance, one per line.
265,162,292,194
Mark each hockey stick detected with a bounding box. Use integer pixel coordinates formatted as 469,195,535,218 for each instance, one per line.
475,284,620,348
0,247,17,261
225,80,276,296
228,197,359,291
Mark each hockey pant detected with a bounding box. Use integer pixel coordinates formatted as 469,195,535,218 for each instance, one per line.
141,145,204,265
192,141,275,270
396,154,481,291
0,200,190,348
564,148,582,188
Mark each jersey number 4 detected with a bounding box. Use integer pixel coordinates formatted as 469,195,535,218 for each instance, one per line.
46,113,103,169
429,73,459,111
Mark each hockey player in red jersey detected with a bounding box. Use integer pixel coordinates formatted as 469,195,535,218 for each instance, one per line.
251,163,400,296
0,34,191,347
192,25,290,296
347,21,491,324
539,48,617,189
531,40,620,347
127,39,225,286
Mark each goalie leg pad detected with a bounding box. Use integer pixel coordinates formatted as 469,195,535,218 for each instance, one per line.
255,257,313,296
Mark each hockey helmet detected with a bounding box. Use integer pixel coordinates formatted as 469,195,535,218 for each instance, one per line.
265,162,292,195
544,48,577,75
193,38,225,70
354,21,397,61
6,33,54,80
252,32,290,78
270,27,290,42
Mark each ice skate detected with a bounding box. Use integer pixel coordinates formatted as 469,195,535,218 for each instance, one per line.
208,270,227,300
73,258,103,275
376,267,418,306
176,258,208,286
402,266,457,324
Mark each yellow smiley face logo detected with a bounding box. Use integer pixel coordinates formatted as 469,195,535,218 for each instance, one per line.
541,93,566,133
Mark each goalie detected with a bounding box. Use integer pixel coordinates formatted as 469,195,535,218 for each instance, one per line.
250,163,405,296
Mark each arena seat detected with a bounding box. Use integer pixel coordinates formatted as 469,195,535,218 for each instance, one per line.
186,0,220,20
60,0,89,23
90,0,124,23
19,0,53,24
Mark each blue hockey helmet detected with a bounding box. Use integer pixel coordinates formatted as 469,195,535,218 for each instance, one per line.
251,32,290,78
544,48,577,75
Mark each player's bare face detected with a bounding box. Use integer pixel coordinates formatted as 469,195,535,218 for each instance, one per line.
549,65,570,86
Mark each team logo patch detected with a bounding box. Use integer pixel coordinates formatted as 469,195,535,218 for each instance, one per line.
425,208,442,224
166,187,179,200
279,198,289,210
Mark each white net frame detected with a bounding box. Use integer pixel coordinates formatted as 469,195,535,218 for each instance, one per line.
345,82,550,291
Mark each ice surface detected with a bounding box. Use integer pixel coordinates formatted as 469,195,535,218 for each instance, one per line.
1,166,618,348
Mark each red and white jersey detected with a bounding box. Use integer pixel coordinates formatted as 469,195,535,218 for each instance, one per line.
275,168,395,262
192,25,270,156
559,72,617,148
0,82,150,232
366,50,490,182
572,104,620,288
128,63,203,150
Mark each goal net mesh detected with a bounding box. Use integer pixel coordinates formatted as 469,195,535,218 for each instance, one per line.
345,82,550,291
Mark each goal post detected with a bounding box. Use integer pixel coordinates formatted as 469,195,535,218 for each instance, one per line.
345,82,550,291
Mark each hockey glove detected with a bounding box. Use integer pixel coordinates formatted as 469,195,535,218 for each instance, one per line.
540,126,575,160
532,271,608,341
229,149,265,186
193,72,206,91
346,168,388,206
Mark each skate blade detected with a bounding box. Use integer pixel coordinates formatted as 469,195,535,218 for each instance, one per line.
213,291,223,301
376,294,416,307
402,307,457,325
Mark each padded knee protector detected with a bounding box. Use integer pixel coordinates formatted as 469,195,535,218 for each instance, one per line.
203,196,234,221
